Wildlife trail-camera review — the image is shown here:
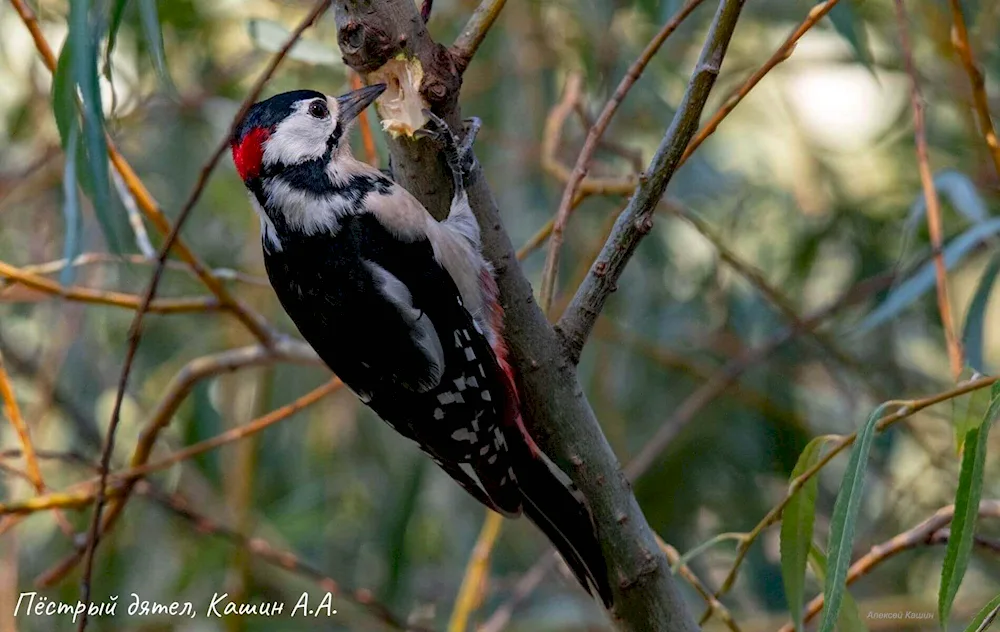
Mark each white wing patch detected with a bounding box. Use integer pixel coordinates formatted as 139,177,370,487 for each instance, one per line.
365,261,445,392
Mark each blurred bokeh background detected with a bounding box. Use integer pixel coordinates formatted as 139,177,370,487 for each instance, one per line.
1,0,999,630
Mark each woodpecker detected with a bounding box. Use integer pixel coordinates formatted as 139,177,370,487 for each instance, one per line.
231,84,612,607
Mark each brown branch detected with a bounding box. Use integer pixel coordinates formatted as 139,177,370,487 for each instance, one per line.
75,3,333,626
949,0,1000,180
894,0,963,379
538,73,585,313
0,260,222,314
556,0,746,363
31,378,336,589
12,252,268,287
659,538,743,632
535,0,846,269
680,0,840,165
540,76,638,202
540,0,708,314
451,0,509,68
0,353,78,539
350,71,380,167
776,501,1000,632
447,511,504,632
0,354,46,495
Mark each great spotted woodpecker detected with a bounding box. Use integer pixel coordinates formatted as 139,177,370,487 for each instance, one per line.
231,84,612,606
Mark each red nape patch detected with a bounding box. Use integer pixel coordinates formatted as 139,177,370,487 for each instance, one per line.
232,127,270,181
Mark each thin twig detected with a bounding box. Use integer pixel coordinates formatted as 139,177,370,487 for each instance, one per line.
538,73,584,313
451,0,509,67
351,71,379,168
895,0,963,379
680,0,840,165
478,557,556,632
776,501,1000,632
540,0,707,314
28,378,338,590
676,207,871,383
0,355,45,495
948,0,1000,180
0,351,77,538
539,75,637,200
14,252,268,287
0,260,222,314
556,0,745,362
658,538,743,632
447,511,504,632
140,483,422,631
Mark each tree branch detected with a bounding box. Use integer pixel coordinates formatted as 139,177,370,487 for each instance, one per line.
894,0,963,379
0,260,222,314
556,0,746,363
451,0,508,68
948,0,1000,180
539,0,708,313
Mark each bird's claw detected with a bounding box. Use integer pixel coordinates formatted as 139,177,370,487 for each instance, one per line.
417,110,480,188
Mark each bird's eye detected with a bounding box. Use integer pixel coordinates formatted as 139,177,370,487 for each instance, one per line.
308,100,329,119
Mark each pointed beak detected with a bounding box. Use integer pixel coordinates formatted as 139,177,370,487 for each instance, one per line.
336,83,386,124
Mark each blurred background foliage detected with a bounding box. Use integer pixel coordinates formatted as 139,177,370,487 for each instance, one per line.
1,0,999,630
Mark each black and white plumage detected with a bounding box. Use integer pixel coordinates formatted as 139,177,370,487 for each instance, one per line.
231,85,611,607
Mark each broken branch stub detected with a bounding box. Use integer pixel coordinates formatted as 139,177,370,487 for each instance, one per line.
334,0,465,218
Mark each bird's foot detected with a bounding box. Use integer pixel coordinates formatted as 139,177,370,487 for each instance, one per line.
416,111,480,191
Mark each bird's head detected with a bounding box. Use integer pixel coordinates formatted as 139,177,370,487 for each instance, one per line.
231,84,386,183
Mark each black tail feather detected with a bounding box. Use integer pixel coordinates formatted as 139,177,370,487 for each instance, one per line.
515,455,613,608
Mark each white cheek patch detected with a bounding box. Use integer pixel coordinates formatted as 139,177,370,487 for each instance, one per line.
262,103,334,166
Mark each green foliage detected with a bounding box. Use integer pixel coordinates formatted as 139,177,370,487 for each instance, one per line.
940,384,1000,625
820,404,891,632
963,593,1000,632
963,253,1000,375
781,436,831,632
809,543,868,632
855,218,1000,335
69,0,118,253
